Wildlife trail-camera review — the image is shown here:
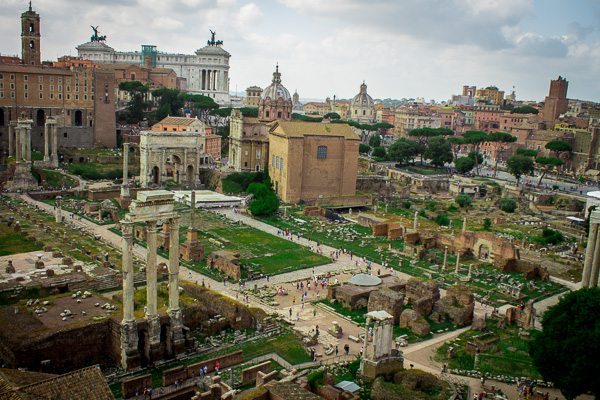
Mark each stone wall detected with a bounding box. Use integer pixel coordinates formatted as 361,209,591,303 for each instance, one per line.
207,251,242,281
122,374,152,399
432,284,475,326
240,361,272,386
367,288,404,324
185,351,244,378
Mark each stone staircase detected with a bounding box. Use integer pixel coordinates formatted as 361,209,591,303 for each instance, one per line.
92,271,147,291
261,318,281,337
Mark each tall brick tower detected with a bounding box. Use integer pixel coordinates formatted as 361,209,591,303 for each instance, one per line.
21,2,41,65
543,76,568,127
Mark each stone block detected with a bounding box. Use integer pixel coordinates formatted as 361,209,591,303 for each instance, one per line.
368,288,404,324
413,297,434,317
399,309,417,328
410,318,430,336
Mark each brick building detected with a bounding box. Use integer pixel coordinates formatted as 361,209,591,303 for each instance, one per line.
0,4,116,152
543,76,568,127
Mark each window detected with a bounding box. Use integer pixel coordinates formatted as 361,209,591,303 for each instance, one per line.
50,85,54,91
24,92,28,99
0,83,3,89
58,93,62,100
38,76,43,82
24,84,28,90
58,85,62,91
39,84,42,91
317,146,328,159
10,74,15,80
10,83,14,90
0,74,3,79
64,132,67,138
24,75,28,81
49,77,54,83
39,93,43,99
10,91,15,99
50,93,54,99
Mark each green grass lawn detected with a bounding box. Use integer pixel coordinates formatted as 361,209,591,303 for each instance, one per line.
0,224,42,256
41,169,78,189
435,323,541,379
404,165,448,176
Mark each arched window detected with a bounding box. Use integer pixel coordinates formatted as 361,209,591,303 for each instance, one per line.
29,40,34,49
130,73,136,80
29,23,34,33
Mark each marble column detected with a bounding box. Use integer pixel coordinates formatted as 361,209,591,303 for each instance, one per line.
590,228,600,288
145,220,161,359
168,217,180,313
51,121,58,167
455,251,461,273
467,264,472,279
43,122,50,162
413,211,418,230
20,126,26,162
121,142,130,199
442,246,448,271
462,217,467,232
121,221,135,322
8,123,14,157
14,124,21,161
582,222,598,288
25,127,31,162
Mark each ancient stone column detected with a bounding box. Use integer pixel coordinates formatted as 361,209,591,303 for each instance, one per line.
145,220,161,358
582,221,598,288
413,211,418,230
590,229,600,289
51,121,58,167
168,217,180,313
19,125,26,162
121,143,130,201
25,126,32,162
442,246,448,271
146,221,158,318
8,122,14,157
455,251,461,273
43,121,50,162
462,217,467,232
121,221,135,322
55,196,62,223
467,264,472,279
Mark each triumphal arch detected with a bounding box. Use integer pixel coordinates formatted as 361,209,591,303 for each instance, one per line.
120,190,184,369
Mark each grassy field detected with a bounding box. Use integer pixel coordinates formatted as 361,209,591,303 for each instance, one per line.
41,169,78,189
0,224,43,256
434,323,541,379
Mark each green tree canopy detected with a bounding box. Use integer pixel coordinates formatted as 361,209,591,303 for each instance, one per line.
372,146,387,159
292,113,323,122
388,139,419,165
483,218,492,230
545,140,572,153
507,155,534,184
468,151,483,165
359,143,371,155
487,131,517,143
462,130,489,144
530,288,600,400
369,135,382,147
424,136,453,167
248,182,280,216
151,88,185,121
455,156,475,174
511,105,539,114
323,112,341,120
516,148,538,157
118,80,150,123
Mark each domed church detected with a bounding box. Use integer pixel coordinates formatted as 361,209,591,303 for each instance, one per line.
258,65,293,121
349,81,375,124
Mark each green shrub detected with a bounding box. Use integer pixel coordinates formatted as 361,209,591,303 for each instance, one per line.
483,218,492,230
533,228,564,245
401,200,412,209
435,214,450,226
455,194,472,208
222,171,268,193
499,198,517,213
359,143,371,154
447,204,458,213
426,201,437,212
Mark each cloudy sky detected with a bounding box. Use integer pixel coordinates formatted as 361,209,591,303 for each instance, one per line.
1,0,599,102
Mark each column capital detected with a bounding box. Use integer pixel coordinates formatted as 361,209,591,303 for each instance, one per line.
121,220,134,236
146,220,158,231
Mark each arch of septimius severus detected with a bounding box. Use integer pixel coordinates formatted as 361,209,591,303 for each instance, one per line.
582,209,600,288
120,190,184,369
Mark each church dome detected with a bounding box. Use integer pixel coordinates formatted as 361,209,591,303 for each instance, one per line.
261,65,291,102
351,82,374,108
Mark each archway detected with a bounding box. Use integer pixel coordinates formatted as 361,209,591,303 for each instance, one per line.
187,165,194,184
74,110,83,127
478,244,490,260
152,166,160,185
0,108,4,126
36,109,45,127
171,155,182,183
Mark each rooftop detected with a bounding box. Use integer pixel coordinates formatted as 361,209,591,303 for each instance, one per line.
270,121,359,140
349,273,382,286
155,116,202,126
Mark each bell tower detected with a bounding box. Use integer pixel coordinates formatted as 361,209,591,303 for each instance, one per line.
21,2,41,65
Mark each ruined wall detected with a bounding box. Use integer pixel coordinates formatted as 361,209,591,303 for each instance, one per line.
240,361,272,386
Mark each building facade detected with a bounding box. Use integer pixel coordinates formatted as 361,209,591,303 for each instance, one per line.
257,65,292,121
269,121,359,203
77,30,231,104
543,76,568,127
0,4,116,152
349,82,375,124
227,110,270,172
244,86,262,107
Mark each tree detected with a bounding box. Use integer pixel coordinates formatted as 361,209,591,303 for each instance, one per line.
424,136,453,167
516,148,538,157
369,135,381,148
506,154,534,185
499,198,517,213
468,151,483,165
511,105,539,114
455,194,472,208
483,218,492,230
545,140,572,153
151,88,184,121
455,156,475,174
530,288,600,400
435,213,450,226
535,156,563,187
408,128,453,163
448,136,464,159
183,93,219,122
462,130,489,174
486,131,517,176
323,112,340,120
248,182,280,216
388,139,419,165
118,81,149,123
359,143,371,155
372,146,387,159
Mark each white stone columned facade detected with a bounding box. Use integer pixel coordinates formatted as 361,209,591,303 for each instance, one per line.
582,209,600,288
120,190,183,370
6,118,38,191
43,116,59,167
